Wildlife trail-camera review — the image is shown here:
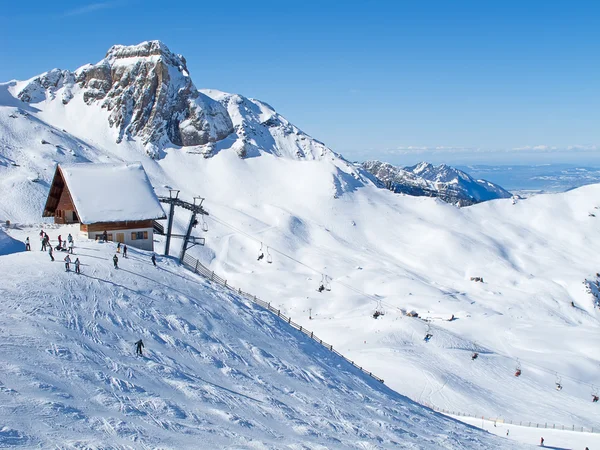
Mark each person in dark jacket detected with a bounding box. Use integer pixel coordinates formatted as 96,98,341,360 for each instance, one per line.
113,254,118,269
123,245,127,258
135,339,144,356
64,254,71,271
25,237,30,251
151,253,156,267
74,258,81,274
41,235,47,251
48,246,54,261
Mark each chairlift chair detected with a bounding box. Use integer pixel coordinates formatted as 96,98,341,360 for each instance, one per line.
266,247,273,264
555,375,563,391
202,219,209,232
324,275,331,291
372,300,385,319
592,386,599,403
515,360,522,377
424,323,433,342
471,352,479,360
257,243,264,261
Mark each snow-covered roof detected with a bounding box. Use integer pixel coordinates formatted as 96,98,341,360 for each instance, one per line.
57,163,165,223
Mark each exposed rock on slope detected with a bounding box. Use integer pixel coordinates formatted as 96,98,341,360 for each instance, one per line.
362,160,512,206
16,41,234,157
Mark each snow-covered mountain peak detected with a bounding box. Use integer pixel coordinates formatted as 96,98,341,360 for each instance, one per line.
362,160,511,205
9,41,343,163
104,40,184,67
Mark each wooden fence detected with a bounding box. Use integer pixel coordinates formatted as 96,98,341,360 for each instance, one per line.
181,253,384,384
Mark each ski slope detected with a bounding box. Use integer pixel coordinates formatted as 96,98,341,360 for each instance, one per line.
0,225,518,448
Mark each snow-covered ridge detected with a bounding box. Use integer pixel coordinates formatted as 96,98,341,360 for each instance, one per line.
10,40,340,162
362,160,512,205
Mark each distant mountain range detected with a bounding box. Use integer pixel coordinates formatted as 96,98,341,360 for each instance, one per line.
362,160,512,206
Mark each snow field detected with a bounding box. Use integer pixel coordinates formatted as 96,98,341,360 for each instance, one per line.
0,225,521,448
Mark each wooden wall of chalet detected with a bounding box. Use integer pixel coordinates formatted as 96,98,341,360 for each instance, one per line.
81,220,153,233
54,183,77,224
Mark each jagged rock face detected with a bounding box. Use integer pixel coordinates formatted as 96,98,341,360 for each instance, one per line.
14,41,335,162
362,160,511,206
75,41,233,150
201,90,332,160
17,69,75,105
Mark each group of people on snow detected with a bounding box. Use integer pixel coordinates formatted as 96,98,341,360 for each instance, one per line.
35,229,157,357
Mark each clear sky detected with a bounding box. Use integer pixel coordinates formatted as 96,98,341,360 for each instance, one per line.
1,0,598,165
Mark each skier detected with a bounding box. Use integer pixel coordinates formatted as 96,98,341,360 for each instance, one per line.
64,254,71,272
540,437,544,446
318,284,325,293
25,237,30,251
257,252,264,261
41,235,47,251
471,352,479,360
102,230,108,242
68,240,74,254
117,242,121,253
506,430,509,436
151,253,156,267
67,233,73,244
113,254,119,269
135,339,144,356
39,229,44,240
48,246,54,262
123,244,127,258
74,257,81,274
58,235,62,248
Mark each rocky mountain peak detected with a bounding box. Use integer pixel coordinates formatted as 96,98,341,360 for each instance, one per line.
75,40,233,156
104,40,185,67
362,160,512,206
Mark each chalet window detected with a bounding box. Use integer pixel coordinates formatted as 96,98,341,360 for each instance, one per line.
107,233,113,241
131,231,148,240
72,211,78,222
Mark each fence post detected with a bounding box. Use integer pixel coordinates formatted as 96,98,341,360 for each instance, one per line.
310,332,313,338
329,345,333,350
299,326,302,332
288,317,291,324
224,280,227,287
277,310,280,316
195,260,199,272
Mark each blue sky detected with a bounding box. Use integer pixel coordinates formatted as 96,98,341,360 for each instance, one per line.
1,0,598,165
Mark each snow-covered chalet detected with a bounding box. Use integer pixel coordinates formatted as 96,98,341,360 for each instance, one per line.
43,163,166,251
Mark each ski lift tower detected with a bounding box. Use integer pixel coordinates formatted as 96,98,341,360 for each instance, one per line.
158,191,209,262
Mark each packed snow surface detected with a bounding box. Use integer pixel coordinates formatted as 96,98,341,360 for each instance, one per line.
0,226,519,448
57,163,166,223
